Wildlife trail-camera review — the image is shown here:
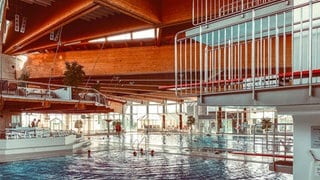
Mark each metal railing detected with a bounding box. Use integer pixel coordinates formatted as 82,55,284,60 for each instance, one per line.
2,128,76,139
252,123,293,156
0,79,108,106
192,0,286,25
174,1,320,98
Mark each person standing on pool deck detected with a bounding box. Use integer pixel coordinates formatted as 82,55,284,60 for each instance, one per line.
31,119,36,127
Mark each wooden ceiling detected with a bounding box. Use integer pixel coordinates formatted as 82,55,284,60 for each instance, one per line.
3,0,193,54
2,0,195,104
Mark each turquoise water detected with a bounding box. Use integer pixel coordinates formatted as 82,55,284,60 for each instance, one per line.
0,134,293,179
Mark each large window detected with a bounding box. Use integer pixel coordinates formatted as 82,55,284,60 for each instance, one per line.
88,28,155,43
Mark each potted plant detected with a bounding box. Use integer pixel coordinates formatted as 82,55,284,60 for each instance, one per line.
18,70,30,87
187,116,195,130
261,118,272,149
63,61,86,99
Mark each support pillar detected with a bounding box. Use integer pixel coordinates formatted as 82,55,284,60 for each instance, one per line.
277,105,320,180
293,112,320,180
65,114,70,130
162,101,166,130
179,114,182,130
179,103,183,130
162,114,166,130
217,107,222,133
243,107,248,134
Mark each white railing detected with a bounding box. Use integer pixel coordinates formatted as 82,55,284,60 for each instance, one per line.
171,1,320,98
3,128,75,139
192,0,286,25
0,79,108,106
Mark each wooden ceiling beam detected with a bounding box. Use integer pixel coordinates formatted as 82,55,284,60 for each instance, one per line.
16,14,151,54
4,0,98,54
95,0,161,25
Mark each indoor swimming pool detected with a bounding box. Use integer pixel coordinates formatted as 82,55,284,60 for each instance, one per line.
0,133,293,179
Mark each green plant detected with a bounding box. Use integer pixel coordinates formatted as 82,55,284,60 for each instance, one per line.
261,118,272,149
261,118,272,130
187,116,195,126
63,61,85,87
112,121,121,126
18,70,30,87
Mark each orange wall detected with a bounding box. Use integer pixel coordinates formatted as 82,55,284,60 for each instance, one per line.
26,45,175,78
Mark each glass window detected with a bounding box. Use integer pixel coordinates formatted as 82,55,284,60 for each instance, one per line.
167,104,177,113
132,29,154,39
88,37,106,43
107,33,131,41
149,104,163,114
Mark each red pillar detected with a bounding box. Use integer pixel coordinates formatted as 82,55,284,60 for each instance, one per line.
179,114,183,130
162,114,166,130
217,107,222,133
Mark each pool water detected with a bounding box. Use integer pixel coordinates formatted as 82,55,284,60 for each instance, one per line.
0,134,293,180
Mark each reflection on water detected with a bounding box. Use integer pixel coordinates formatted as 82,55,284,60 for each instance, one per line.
0,133,293,180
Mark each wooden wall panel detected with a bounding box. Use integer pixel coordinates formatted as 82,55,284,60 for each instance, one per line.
26,45,175,78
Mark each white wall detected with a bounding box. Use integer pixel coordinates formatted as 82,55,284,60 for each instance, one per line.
293,113,320,180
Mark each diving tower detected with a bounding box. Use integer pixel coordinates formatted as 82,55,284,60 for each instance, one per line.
169,0,320,107
171,0,320,179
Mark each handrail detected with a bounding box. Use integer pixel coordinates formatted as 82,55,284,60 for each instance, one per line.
310,150,320,161
0,78,109,106
192,0,287,26
132,135,146,151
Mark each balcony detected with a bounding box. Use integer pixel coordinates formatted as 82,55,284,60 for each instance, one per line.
0,79,112,113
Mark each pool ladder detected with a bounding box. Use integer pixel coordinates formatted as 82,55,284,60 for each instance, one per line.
132,135,149,154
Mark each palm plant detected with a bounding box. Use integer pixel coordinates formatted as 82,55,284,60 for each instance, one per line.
261,118,272,149
63,61,85,87
261,118,272,131
187,116,195,128
63,61,85,99
18,70,30,87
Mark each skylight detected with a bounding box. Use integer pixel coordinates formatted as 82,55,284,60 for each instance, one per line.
88,37,106,43
132,29,155,39
107,33,131,41
88,28,155,43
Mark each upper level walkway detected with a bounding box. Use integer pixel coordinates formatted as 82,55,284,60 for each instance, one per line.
0,79,113,113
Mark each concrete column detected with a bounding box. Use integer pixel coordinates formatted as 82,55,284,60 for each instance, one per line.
198,105,207,133
43,114,50,128
293,113,320,180
278,105,320,180
87,116,91,135
122,105,125,131
65,114,70,130
129,103,133,131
